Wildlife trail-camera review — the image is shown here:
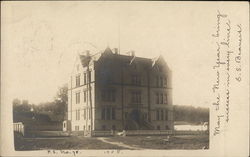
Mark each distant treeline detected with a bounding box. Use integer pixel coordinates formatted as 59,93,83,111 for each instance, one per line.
173,105,209,124
13,84,208,125
13,84,68,123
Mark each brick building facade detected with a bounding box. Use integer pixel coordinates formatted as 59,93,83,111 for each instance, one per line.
66,47,174,132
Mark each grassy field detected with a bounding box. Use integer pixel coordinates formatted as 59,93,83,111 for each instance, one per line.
14,133,124,150
106,135,209,149
14,133,209,150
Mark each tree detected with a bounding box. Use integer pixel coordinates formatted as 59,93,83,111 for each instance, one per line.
173,105,209,124
54,84,68,121
13,98,31,112
12,98,21,106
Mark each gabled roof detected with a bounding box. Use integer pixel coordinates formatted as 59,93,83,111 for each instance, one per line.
103,46,113,54
151,55,166,67
78,47,169,69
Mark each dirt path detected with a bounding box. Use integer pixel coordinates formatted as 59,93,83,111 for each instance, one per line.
97,137,143,150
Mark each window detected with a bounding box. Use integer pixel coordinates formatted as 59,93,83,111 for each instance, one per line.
156,109,164,121
84,91,87,102
75,125,79,131
76,75,80,87
106,108,111,120
156,76,165,87
76,92,80,104
156,76,159,87
131,91,141,103
164,94,168,104
157,125,160,130
164,77,167,86
89,108,91,119
131,75,141,85
125,112,128,120
160,77,164,87
165,125,170,130
84,109,86,120
102,125,106,130
143,113,148,120
77,109,80,120
111,108,116,120
101,107,115,120
156,93,160,104
160,93,164,104
156,92,166,104
112,125,116,130
88,125,91,130
102,90,115,102
101,108,105,120
89,71,91,82
83,125,85,130
75,109,80,120
161,110,164,120
156,110,160,120
165,110,168,120
84,73,87,85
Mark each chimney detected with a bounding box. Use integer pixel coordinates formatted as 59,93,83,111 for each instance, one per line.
114,48,118,54
85,50,90,56
131,50,135,56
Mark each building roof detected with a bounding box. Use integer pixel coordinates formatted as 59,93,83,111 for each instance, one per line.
78,47,168,69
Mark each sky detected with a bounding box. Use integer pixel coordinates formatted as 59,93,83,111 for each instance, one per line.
2,2,219,107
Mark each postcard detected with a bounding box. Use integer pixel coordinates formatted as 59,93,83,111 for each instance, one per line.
1,1,249,157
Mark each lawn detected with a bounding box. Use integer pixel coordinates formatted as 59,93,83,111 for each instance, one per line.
14,133,124,150
106,135,209,149
14,133,209,150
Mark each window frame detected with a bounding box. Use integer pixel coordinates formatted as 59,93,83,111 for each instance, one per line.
102,89,116,102
131,91,141,104
76,92,80,104
84,73,87,85
76,75,81,87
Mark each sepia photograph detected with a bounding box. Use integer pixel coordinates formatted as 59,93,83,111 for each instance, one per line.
1,1,249,157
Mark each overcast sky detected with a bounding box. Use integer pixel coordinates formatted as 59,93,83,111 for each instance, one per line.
2,2,224,107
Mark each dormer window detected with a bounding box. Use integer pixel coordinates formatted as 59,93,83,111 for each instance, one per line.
157,65,163,72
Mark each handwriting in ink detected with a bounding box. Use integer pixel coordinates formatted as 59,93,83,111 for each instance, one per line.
213,115,224,136
213,42,226,69
212,10,228,38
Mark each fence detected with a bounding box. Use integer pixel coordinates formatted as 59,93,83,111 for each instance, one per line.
25,122,62,131
26,131,70,137
71,130,207,137
174,130,208,135
125,130,174,136
109,130,207,136
13,122,208,137
92,130,114,137
13,122,25,136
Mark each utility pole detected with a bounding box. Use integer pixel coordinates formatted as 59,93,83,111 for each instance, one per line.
121,62,124,129
70,76,73,127
147,68,151,122
87,61,93,136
